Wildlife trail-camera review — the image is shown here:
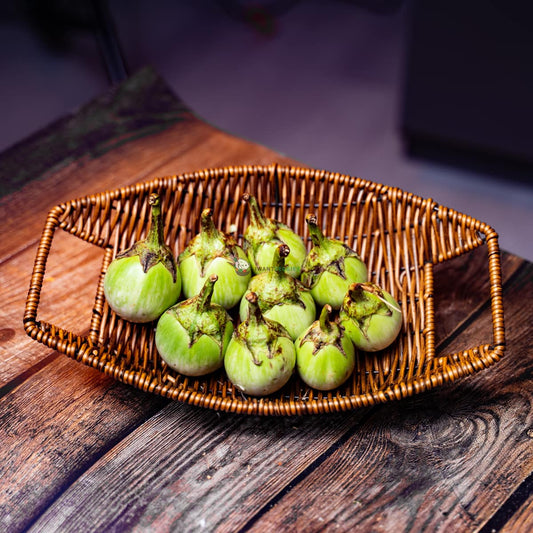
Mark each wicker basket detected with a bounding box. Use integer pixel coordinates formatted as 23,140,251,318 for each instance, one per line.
24,164,505,415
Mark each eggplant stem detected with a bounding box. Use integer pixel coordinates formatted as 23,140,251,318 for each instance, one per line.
270,243,289,278
200,208,217,235
245,292,264,326
196,274,217,311
245,194,268,227
147,193,164,247
319,304,333,333
306,214,327,247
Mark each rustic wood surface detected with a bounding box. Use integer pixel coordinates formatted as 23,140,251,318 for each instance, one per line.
1,67,532,532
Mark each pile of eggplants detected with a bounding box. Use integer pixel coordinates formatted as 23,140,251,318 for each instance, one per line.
103,192,402,396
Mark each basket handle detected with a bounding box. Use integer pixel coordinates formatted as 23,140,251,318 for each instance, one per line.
484,228,506,353
23,205,93,357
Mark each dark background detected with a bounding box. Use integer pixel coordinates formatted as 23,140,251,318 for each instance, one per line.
1,0,532,260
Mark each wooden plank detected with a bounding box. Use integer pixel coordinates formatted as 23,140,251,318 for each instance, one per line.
0,232,103,387
0,65,294,263
24,396,370,532
20,265,533,532
0,114,291,263
432,248,520,345
3,250,520,532
2,67,530,533
501,492,533,533
239,262,533,532
2,67,516,393
0,66,189,198
0,224,521,531
0,355,169,533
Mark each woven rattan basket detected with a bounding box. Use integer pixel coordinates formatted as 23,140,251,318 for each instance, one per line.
24,164,505,415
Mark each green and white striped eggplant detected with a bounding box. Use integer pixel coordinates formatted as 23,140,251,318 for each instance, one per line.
103,193,181,323
179,208,251,310
242,193,306,278
300,214,367,309
155,274,234,376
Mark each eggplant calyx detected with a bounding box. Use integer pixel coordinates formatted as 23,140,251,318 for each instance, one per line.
116,193,178,282
342,283,400,339
237,292,291,363
117,240,178,282
301,214,361,288
254,277,308,313
301,254,351,288
179,208,243,276
299,305,349,356
170,280,231,353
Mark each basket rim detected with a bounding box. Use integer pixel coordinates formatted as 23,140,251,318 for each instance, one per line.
24,163,506,415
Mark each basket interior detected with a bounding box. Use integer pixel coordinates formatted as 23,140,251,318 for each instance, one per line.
47,164,498,414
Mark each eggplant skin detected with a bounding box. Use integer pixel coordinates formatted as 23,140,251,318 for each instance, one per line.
155,311,233,376
309,259,367,309
104,256,181,323
296,338,355,391
180,252,250,310
340,289,402,352
238,290,316,341
224,337,296,396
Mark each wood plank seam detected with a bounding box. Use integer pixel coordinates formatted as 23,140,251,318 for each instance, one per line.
0,352,60,399
479,471,533,533
235,408,376,532
19,398,171,533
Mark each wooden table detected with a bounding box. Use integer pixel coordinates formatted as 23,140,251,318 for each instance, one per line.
1,67,532,532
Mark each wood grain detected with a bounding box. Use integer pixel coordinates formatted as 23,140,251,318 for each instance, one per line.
501,493,533,533
0,123,291,383
1,225,520,531
1,232,103,387
242,262,533,532
25,400,370,532
0,355,168,533
17,264,531,532
1,67,531,533
0,112,291,263
433,248,522,346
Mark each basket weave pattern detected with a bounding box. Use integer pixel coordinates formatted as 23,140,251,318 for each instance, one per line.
24,165,505,415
